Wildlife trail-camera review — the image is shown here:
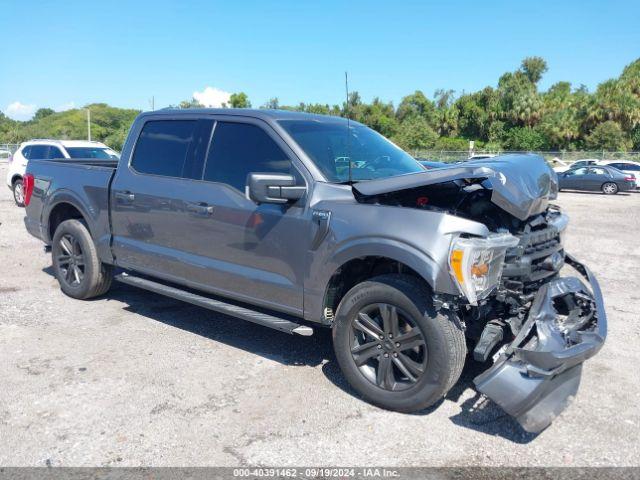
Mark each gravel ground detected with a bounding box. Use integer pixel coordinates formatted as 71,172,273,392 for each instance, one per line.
0,162,639,467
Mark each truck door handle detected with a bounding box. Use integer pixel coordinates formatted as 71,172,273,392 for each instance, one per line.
187,202,214,215
115,191,135,202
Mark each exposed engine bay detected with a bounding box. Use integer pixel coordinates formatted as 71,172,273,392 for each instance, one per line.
354,178,525,232
351,157,604,432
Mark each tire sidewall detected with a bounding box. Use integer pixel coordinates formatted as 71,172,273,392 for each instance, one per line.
51,220,99,299
333,279,454,412
13,179,24,207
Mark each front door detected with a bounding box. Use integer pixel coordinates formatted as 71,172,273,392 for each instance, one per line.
191,119,310,315
561,167,589,190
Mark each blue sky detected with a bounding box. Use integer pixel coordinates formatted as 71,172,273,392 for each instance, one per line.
1,0,639,120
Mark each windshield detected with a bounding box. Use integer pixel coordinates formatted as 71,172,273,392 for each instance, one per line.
65,147,120,159
279,120,423,182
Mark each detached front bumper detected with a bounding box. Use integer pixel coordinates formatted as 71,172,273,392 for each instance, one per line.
474,253,607,433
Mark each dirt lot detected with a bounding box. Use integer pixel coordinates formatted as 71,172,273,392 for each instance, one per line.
0,162,639,467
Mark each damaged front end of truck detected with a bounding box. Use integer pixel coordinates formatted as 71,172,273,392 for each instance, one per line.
353,154,607,432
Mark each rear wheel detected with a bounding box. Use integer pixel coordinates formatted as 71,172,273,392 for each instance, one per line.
12,179,24,207
332,274,466,412
51,219,112,299
602,182,618,195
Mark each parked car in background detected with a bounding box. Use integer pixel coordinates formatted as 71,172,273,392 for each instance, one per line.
416,158,447,169
6,139,119,206
549,157,572,173
467,154,496,160
597,160,640,188
558,165,635,194
0,149,12,160
568,159,600,170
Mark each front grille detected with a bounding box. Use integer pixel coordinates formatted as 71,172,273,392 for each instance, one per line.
502,219,564,290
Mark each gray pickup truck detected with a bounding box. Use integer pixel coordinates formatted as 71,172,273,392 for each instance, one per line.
23,109,606,432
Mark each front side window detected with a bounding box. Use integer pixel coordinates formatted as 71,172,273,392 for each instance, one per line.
566,167,589,176
48,147,64,159
203,122,292,191
279,119,423,182
132,120,198,177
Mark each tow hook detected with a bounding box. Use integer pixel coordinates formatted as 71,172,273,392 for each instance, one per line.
473,321,504,362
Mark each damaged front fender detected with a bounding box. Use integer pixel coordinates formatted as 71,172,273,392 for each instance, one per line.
473,253,607,433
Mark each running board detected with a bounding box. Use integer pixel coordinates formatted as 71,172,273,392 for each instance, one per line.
114,273,313,336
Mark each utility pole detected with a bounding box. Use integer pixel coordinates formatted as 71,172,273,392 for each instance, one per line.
87,108,91,141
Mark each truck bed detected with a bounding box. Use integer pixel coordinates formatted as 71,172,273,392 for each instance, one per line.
24,158,118,262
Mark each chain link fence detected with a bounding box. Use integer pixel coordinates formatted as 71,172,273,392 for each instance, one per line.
413,150,640,164
0,144,20,162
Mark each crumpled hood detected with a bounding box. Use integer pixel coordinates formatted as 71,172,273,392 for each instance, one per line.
353,154,558,221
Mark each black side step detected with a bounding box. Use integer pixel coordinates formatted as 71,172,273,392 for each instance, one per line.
114,273,313,336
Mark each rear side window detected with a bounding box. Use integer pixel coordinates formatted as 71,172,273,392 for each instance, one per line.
29,145,50,159
21,146,32,159
48,146,64,159
203,122,291,191
132,120,198,177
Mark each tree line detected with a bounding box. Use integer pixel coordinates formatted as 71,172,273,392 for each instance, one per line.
1,57,639,153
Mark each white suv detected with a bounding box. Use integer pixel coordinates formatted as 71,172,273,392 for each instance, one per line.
597,160,640,188
6,139,119,206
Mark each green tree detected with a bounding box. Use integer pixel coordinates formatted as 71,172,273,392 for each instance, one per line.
585,120,632,151
521,56,548,84
396,90,437,126
228,92,251,108
506,126,548,150
262,98,280,109
392,116,438,152
33,108,55,121
178,98,204,109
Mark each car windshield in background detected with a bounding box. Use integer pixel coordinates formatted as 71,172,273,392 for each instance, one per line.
279,120,422,182
65,147,119,159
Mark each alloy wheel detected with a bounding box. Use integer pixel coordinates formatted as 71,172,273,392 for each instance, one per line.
13,182,24,204
602,182,618,194
349,303,428,391
55,233,86,286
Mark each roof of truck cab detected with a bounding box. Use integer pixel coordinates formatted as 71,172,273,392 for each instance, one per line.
139,108,359,124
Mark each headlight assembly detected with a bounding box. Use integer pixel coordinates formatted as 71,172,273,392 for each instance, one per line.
449,233,520,305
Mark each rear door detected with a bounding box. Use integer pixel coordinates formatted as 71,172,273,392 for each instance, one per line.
587,167,609,190
110,117,216,281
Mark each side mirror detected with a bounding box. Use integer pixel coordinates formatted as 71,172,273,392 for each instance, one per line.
247,172,306,204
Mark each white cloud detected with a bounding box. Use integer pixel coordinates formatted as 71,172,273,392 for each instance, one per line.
193,86,231,108
56,101,76,112
4,101,37,121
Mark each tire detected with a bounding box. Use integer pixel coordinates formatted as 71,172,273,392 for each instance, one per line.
12,178,25,207
51,219,113,299
332,274,466,413
602,182,618,195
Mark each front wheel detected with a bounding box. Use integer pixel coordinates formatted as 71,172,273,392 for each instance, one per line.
602,182,618,195
12,179,24,207
332,274,466,413
51,219,113,299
